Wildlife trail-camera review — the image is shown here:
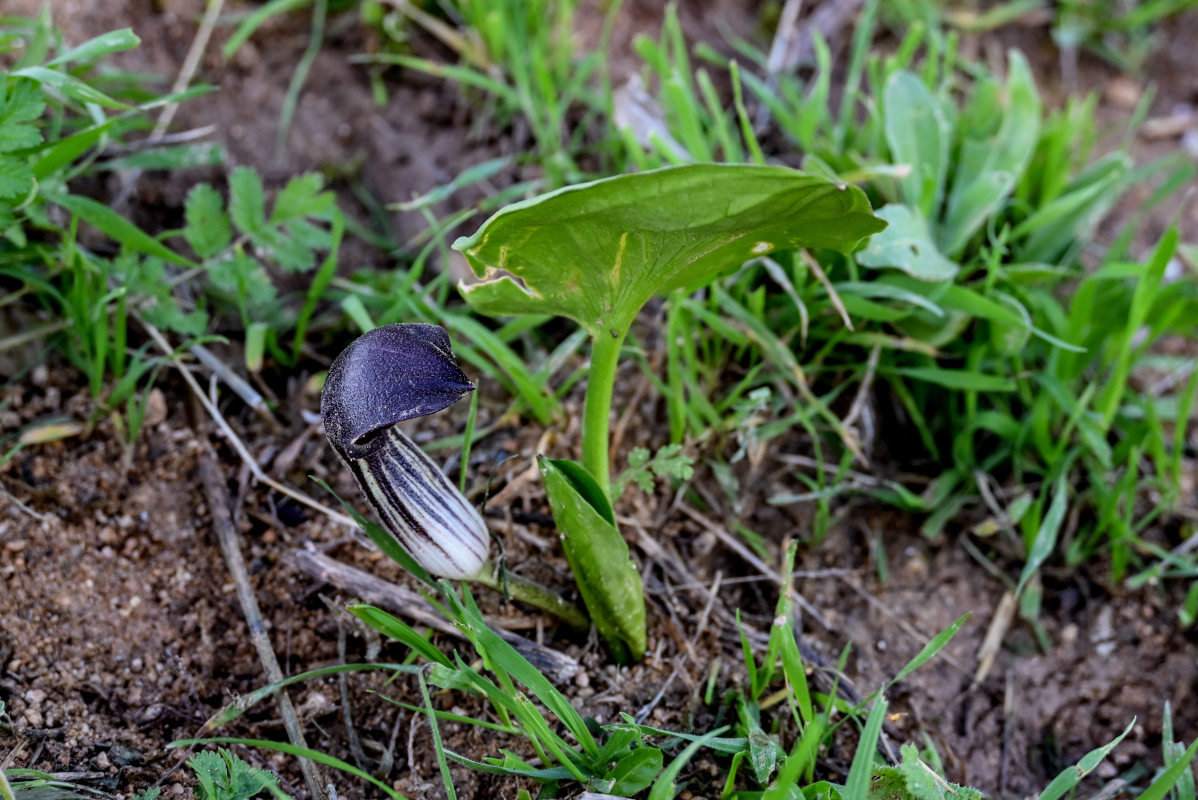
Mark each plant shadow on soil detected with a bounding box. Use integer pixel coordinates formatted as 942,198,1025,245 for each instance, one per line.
2,1,1197,798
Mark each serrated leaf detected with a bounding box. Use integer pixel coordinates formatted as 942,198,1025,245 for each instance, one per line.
858,204,959,281
142,300,209,337
184,183,232,258
0,123,41,152
0,77,46,129
0,155,33,200
455,164,884,338
228,165,266,235
208,249,277,306
539,456,645,663
898,744,945,799
271,172,334,221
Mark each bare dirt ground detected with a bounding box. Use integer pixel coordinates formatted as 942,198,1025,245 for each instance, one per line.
2,2,1197,799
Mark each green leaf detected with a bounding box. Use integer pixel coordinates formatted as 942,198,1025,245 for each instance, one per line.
0,77,46,139
11,65,131,109
845,697,888,800
271,172,334,221
857,204,959,281
31,118,116,179
0,156,33,200
1015,475,1069,597
606,747,663,795
892,366,1015,393
47,192,196,267
538,456,645,663
46,29,140,67
941,50,1040,255
647,727,729,800
883,71,950,217
228,165,266,235
455,164,885,338
184,183,232,258
1037,719,1135,800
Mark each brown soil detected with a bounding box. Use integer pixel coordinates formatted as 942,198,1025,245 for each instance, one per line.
2,2,1197,800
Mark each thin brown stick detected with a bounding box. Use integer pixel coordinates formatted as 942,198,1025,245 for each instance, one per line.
152,0,226,139
139,315,355,529
802,250,853,331
198,448,327,800
671,502,834,632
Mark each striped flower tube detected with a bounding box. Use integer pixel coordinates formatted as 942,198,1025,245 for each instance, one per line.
321,323,489,580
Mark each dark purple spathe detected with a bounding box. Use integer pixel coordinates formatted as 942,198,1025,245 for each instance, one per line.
320,322,488,580
321,323,475,460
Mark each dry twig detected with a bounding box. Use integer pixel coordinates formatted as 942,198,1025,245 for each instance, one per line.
198,448,328,800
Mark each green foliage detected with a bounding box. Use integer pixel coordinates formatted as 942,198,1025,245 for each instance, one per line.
614,443,694,498
0,21,345,445
615,3,1198,589
188,749,278,800
361,0,602,185
867,744,984,799
1050,0,1198,72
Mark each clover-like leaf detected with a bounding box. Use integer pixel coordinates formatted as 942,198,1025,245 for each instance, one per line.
454,163,886,338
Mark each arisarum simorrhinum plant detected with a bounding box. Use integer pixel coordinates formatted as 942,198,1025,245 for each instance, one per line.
454,163,887,662
321,322,587,628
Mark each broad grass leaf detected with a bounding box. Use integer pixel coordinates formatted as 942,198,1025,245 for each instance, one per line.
46,192,196,267
607,747,664,795
1037,719,1135,800
455,164,884,337
46,29,139,66
942,50,1040,255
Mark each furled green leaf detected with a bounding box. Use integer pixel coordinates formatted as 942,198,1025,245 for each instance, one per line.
184,183,232,258
538,456,645,663
858,204,958,281
455,164,884,338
